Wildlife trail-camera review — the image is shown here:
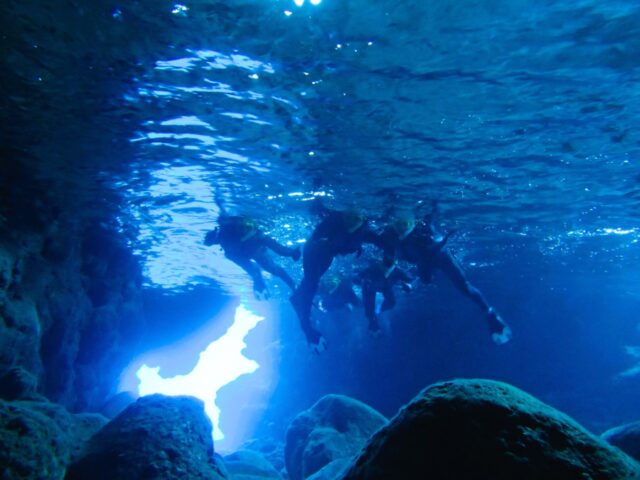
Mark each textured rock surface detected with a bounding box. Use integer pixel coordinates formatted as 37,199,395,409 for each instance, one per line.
342,379,640,479
66,394,227,480
0,399,107,480
0,366,43,401
241,437,287,475
285,394,387,480
224,449,283,479
306,459,350,480
602,421,640,462
0,213,145,411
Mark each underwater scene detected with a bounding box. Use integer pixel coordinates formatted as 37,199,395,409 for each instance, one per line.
1,0,640,478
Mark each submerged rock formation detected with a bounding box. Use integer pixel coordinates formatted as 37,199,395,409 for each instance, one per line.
341,379,640,479
602,421,640,462
66,394,226,480
284,394,387,480
0,399,106,480
223,449,283,479
0,168,145,412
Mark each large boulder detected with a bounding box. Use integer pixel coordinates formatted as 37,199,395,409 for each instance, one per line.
602,421,640,462
66,394,227,480
342,379,640,479
0,400,68,480
0,399,107,480
224,449,282,479
285,394,387,480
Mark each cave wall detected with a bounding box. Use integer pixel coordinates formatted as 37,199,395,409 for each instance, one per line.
0,159,145,412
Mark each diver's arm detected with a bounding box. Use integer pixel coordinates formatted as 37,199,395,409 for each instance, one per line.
260,233,298,258
214,190,230,217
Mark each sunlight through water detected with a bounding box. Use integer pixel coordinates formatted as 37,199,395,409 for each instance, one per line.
133,304,264,441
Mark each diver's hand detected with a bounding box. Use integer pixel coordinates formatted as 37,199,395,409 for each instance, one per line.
487,309,512,345
254,285,271,301
317,300,327,313
310,336,327,354
306,328,327,354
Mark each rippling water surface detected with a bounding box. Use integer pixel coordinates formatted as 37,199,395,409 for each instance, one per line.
3,0,639,290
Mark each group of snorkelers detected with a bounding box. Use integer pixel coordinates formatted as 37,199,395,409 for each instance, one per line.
204,198,512,353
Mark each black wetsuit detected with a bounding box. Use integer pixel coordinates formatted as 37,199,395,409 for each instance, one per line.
291,211,383,344
206,216,299,293
356,265,412,332
317,278,360,313
380,221,494,317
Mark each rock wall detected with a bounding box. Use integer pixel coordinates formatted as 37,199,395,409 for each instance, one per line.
0,159,145,412
66,395,227,480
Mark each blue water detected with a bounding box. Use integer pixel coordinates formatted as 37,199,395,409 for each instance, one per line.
4,0,640,451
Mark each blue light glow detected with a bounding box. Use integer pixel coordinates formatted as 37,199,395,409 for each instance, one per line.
134,305,264,441
172,4,188,15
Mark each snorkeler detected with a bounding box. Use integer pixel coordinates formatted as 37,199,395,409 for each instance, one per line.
316,274,360,314
204,214,301,299
355,260,413,334
290,204,384,352
380,205,512,344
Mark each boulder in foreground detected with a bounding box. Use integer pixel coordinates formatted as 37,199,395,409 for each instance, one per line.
285,394,387,480
0,399,106,480
66,394,226,479
342,379,640,479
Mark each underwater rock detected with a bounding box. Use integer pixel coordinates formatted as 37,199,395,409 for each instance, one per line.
0,215,145,413
241,437,287,474
602,421,640,462
0,243,16,291
341,379,640,479
223,449,283,479
0,399,69,480
0,296,42,377
0,366,41,401
0,399,107,480
306,459,350,480
66,394,227,480
99,390,137,419
285,394,387,480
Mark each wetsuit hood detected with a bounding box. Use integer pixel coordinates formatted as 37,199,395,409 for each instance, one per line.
391,211,416,240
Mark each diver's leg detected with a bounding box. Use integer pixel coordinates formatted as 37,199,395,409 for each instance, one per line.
437,251,491,311
262,236,301,260
254,249,296,291
226,254,266,294
438,251,511,344
290,241,333,345
362,283,380,333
